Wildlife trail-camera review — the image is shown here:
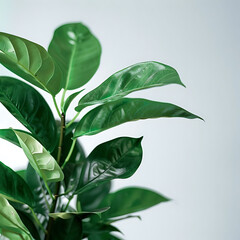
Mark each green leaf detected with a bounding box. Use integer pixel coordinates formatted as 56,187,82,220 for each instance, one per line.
48,217,82,240
0,77,58,151
0,32,62,95
48,22,101,90
13,130,64,183
16,169,26,180
74,98,202,138
63,89,84,113
49,208,109,220
99,187,169,220
0,161,35,207
75,137,143,194
76,61,185,111
0,196,32,240
77,182,111,212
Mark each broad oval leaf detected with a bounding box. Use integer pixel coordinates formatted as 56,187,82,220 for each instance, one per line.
99,187,169,220
48,22,101,90
76,61,184,111
13,130,64,183
0,196,32,240
0,32,62,95
75,137,143,194
0,77,58,151
74,98,202,138
0,161,35,207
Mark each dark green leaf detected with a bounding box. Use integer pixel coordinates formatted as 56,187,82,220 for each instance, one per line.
16,169,26,181
49,217,82,240
63,89,84,113
0,196,32,240
48,22,101,90
74,98,202,138
76,61,184,111
0,77,58,152
99,187,169,220
0,32,62,95
0,161,35,207
14,130,64,183
83,222,121,235
75,137,142,194
77,182,111,211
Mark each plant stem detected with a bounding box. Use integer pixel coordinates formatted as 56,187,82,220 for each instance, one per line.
61,139,76,169
29,207,47,233
63,195,74,212
44,113,65,240
61,89,67,112
66,111,81,128
52,96,61,118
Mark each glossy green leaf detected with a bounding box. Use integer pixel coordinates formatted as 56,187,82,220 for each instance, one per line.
0,196,32,240
49,208,109,220
77,182,111,212
63,89,84,113
74,98,201,138
76,61,184,111
48,217,82,240
48,23,101,90
26,164,50,215
99,187,169,220
0,77,58,151
0,161,35,207
16,169,26,180
0,32,62,95
14,130,64,183
75,137,142,194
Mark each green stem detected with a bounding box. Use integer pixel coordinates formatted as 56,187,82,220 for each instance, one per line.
61,139,76,169
52,96,61,118
43,179,54,201
63,195,74,212
30,207,47,233
66,111,80,128
61,89,67,111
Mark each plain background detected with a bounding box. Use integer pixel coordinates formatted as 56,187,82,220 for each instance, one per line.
0,0,240,239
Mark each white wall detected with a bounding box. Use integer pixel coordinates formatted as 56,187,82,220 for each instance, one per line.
0,0,240,239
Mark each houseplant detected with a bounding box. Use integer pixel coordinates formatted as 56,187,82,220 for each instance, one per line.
0,22,201,239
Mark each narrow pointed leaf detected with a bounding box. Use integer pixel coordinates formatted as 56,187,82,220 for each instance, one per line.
75,137,143,194
48,23,101,90
0,196,32,240
14,130,64,183
0,77,57,151
0,32,62,95
0,161,35,207
74,98,201,138
63,89,84,113
83,222,121,235
99,187,169,220
76,61,184,110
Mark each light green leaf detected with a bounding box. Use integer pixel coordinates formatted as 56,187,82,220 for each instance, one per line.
74,98,202,138
0,196,32,240
13,130,64,183
75,137,142,195
99,187,169,220
0,77,58,151
76,61,184,111
0,161,35,207
0,32,62,95
48,22,101,90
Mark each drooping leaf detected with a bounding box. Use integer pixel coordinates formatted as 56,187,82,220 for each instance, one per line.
76,61,185,111
49,207,109,220
0,32,62,95
74,98,202,138
0,77,58,151
0,196,32,240
0,161,35,207
48,217,82,240
75,137,143,195
77,181,111,212
99,187,169,220
63,89,84,113
13,130,64,183
48,22,101,90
